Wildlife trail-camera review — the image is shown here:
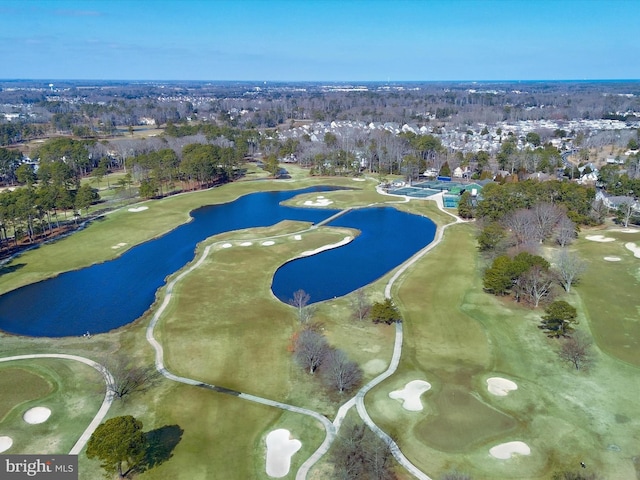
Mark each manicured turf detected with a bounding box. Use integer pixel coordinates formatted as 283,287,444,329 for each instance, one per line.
0,368,51,420
2,175,639,480
366,222,640,479
0,359,104,455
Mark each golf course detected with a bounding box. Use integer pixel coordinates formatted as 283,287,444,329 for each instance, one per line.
0,165,638,479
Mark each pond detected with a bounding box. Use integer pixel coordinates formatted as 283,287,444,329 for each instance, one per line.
0,187,435,337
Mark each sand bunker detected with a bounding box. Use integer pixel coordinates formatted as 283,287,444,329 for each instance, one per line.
303,196,334,207
585,235,615,242
613,228,639,233
300,236,352,257
128,206,148,212
625,242,640,258
23,406,51,424
0,436,12,452
293,235,302,240
389,380,432,411
487,377,518,397
111,242,127,249
490,441,530,459
240,241,253,246
221,243,233,248
262,241,275,246
352,178,366,182
265,429,302,478
604,256,622,262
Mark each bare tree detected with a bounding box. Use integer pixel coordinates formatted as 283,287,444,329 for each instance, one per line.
558,332,594,371
321,349,362,394
289,289,313,324
331,420,396,480
616,198,635,227
555,250,587,293
532,202,563,243
503,208,537,246
521,265,554,307
102,357,161,401
555,215,577,247
350,289,371,322
294,329,329,374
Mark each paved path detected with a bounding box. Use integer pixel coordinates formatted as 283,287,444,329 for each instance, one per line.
144,239,338,480
0,353,114,455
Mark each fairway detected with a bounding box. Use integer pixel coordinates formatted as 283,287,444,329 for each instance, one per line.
0,176,638,480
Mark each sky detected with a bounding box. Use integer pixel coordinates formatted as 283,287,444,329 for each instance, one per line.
0,0,639,82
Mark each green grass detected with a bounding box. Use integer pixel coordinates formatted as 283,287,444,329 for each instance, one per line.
572,230,640,366
0,359,104,455
0,367,52,420
1,176,639,480
365,222,640,479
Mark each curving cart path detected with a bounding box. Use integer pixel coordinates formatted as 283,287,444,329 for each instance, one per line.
0,187,464,477
0,353,115,455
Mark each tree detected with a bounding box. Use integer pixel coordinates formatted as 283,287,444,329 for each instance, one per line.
554,250,587,293
293,329,329,374
539,300,578,338
350,288,371,322
520,264,554,307
15,163,36,187
555,215,576,247
615,198,635,227
321,348,362,394
331,420,396,480
103,357,161,401
457,191,474,219
558,332,594,371
370,298,401,324
477,221,507,252
438,161,451,177
289,289,313,324
86,415,147,479
75,184,99,215
263,154,280,177
483,255,513,295
525,132,541,147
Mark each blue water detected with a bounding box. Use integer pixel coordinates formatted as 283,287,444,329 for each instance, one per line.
272,207,436,303
0,187,435,337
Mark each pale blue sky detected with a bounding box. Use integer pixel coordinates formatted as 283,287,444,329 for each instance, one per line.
1,0,638,81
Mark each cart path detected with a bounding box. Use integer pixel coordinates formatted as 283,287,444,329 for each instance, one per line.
0,353,114,455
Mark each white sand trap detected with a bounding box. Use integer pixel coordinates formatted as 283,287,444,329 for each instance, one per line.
240,241,253,246
23,406,51,424
604,256,622,262
389,380,432,411
585,235,615,242
352,177,366,181
0,436,12,452
265,429,302,478
490,441,530,459
487,377,518,396
613,228,639,233
625,242,640,258
300,236,352,257
221,243,233,248
303,196,334,207
262,240,275,246
128,206,148,213
111,242,127,249
293,235,302,240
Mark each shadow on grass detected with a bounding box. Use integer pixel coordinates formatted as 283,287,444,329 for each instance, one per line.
0,262,26,275
142,424,184,470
